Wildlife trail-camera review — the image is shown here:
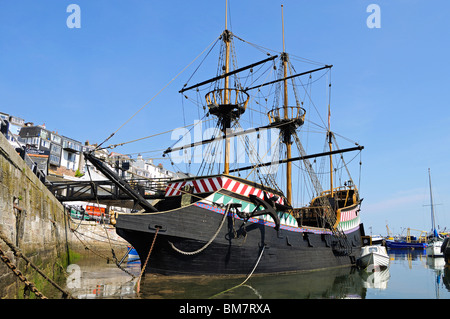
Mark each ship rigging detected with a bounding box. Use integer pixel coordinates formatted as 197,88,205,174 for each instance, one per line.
159,8,363,214
83,3,366,276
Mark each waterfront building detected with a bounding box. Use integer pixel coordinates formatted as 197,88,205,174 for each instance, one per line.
1,111,183,224
132,154,178,180
5,111,179,183
60,135,83,173
18,124,83,178
108,151,132,179
0,112,25,148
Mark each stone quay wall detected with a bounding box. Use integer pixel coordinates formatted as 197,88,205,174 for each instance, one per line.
0,132,128,299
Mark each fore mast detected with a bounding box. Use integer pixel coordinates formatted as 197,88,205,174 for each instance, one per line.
205,1,249,175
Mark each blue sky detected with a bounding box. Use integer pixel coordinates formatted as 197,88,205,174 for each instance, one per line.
1,1,449,236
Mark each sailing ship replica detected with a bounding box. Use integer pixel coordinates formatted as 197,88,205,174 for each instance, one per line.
84,5,365,276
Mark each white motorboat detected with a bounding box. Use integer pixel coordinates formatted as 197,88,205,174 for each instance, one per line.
426,239,444,257
357,245,390,271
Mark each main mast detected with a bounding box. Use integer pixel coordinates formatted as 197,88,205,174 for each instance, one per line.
174,2,345,198
266,5,307,205
223,0,231,174
281,5,292,204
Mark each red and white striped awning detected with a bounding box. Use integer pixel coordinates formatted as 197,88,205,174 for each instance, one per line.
165,175,285,205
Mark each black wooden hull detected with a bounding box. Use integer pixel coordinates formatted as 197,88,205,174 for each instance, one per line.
116,197,363,275
443,237,450,264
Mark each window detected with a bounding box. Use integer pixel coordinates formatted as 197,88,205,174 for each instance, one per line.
51,134,61,144
369,247,379,253
41,140,50,148
63,140,82,152
28,137,40,146
49,155,60,165
50,144,61,155
67,152,75,162
40,130,48,140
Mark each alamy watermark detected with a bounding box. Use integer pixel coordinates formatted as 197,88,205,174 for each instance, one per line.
366,4,381,29
65,4,380,30
66,264,81,288
66,4,81,29
169,120,280,174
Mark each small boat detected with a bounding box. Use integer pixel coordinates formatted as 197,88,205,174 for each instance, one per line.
357,245,389,271
127,246,140,263
385,240,427,249
427,237,444,257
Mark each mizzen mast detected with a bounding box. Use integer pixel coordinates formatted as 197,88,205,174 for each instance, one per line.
328,99,334,197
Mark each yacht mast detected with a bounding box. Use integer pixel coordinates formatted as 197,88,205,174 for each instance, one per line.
428,168,436,233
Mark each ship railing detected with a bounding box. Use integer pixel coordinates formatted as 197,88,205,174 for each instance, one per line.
319,184,359,208
267,106,306,125
205,88,250,107
320,184,358,197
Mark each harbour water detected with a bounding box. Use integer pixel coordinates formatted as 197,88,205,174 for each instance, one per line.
64,249,450,299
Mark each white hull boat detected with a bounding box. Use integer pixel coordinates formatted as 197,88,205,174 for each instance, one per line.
358,245,390,271
426,240,444,257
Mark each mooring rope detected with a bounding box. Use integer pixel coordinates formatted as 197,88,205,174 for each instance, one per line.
168,204,231,255
209,244,265,299
136,227,160,294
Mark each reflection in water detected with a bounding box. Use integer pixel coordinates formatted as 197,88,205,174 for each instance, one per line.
445,267,450,292
386,248,450,299
426,255,446,299
66,255,140,299
64,249,450,299
388,248,427,267
359,268,390,290
139,267,368,299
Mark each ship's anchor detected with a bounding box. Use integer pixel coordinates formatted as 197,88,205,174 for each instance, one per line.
234,193,281,231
